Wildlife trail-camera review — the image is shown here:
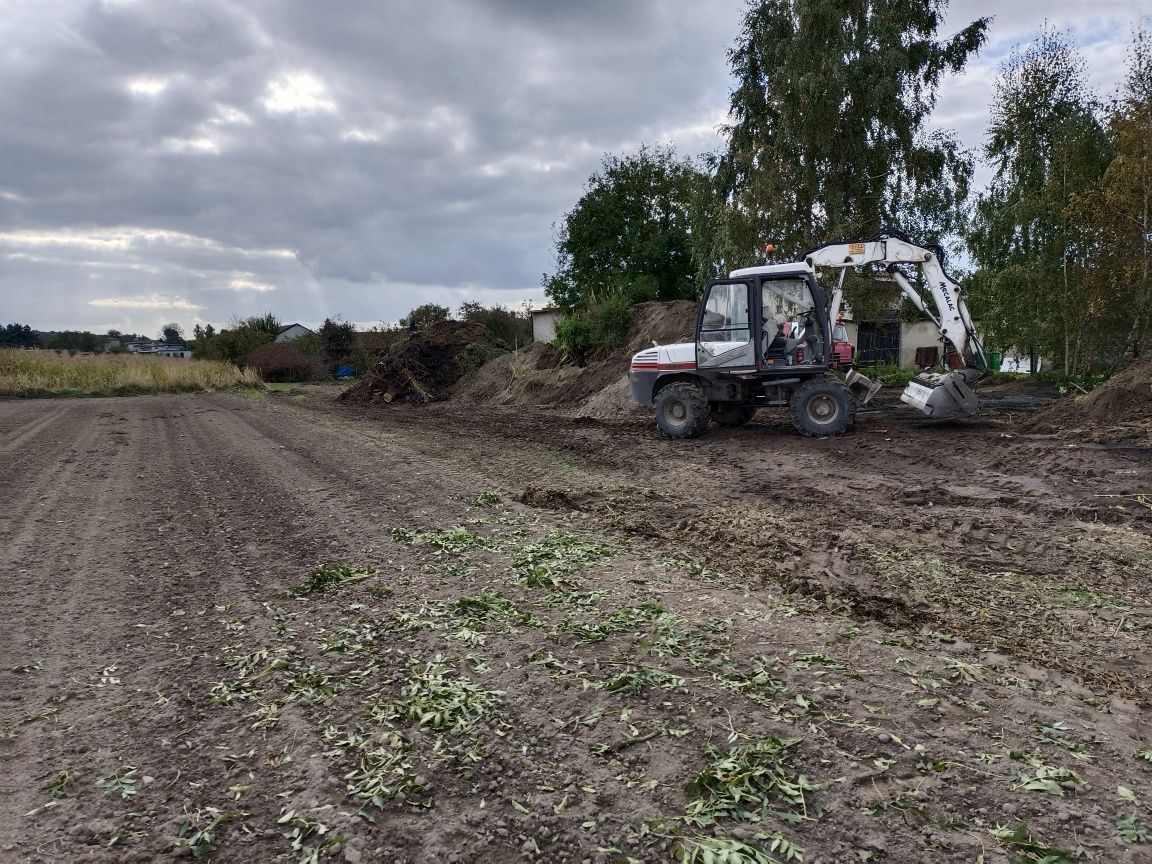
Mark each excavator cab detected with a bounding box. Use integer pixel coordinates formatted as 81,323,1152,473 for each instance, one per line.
759,277,824,367
694,274,832,374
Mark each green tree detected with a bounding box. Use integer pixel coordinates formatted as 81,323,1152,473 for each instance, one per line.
161,322,183,344
318,317,356,360
50,331,99,352
968,29,1112,372
194,314,280,363
1078,28,1152,362
544,144,705,313
707,0,987,269
457,302,530,347
402,303,449,330
0,323,38,347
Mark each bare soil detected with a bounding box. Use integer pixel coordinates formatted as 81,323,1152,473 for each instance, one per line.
452,300,699,420
1023,354,1152,445
2,391,1151,863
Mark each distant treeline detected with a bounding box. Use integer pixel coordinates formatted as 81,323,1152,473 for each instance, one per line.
193,304,529,381
2,302,531,379
0,323,159,352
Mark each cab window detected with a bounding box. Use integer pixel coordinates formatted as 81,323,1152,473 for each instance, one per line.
762,278,815,330
701,282,750,342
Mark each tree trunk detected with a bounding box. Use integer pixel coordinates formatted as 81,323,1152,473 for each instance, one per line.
1123,146,1151,360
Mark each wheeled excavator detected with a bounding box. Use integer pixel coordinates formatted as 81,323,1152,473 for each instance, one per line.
628,228,989,438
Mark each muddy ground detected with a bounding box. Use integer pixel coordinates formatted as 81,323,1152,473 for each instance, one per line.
1,391,1150,863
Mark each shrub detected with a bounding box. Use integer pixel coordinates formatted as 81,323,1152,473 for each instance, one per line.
862,362,916,388
194,314,280,363
554,289,635,363
458,303,531,347
456,342,507,375
318,317,357,360
244,343,326,383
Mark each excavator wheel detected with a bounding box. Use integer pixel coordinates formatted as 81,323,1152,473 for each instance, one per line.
711,405,757,427
789,377,855,437
654,382,710,439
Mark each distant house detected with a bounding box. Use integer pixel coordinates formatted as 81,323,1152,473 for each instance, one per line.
153,345,192,358
126,339,191,358
837,310,985,370
275,324,314,343
529,308,562,344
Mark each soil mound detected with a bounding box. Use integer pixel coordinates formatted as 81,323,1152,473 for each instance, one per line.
1021,354,1152,443
617,299,700,357
452,300,697,419
449,341,563,406
339,321,506,404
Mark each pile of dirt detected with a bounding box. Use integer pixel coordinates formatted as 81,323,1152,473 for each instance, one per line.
1021,354,1152,443
452,300,698,419
339,321,506,404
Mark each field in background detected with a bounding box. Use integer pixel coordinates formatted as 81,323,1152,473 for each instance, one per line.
0,349,261,398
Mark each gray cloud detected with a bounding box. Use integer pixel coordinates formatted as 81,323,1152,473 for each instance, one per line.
1,0,1148,335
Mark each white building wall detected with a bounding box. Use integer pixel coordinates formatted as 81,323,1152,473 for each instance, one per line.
531,310,561,343
899,321,944,368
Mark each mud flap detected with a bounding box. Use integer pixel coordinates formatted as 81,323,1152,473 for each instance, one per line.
900,370,980,418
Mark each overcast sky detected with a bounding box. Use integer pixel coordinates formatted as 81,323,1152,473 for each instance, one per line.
1,0,1149,337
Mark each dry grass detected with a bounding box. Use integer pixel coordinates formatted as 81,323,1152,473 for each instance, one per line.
0,349,262,398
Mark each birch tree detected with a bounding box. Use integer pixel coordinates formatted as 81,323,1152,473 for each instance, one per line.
968,29,1111,372
702,0,987,272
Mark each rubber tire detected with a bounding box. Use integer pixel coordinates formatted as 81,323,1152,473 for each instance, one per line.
711,405,757,427
654,382,710,439
789,377,855,437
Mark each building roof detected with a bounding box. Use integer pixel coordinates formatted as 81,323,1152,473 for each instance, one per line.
277,323,313,335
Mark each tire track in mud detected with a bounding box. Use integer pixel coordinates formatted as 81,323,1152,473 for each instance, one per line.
0,402,103,521
0,403,70,453
1,398,403,863
98,401,361,856
206,396,555,526
0,401,142,852
126,399,725,862
216,394,1152,862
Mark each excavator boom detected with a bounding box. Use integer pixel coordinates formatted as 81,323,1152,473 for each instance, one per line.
802,229,988,419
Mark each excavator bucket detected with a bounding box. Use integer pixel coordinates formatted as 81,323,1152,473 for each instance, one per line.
900,370,981,418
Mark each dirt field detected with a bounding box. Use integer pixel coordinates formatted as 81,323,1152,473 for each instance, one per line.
2,391,1150,863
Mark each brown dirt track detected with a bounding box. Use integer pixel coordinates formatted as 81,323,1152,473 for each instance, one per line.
2,391,1151,863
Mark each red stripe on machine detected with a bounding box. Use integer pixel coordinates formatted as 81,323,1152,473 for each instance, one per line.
630,360,697,371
